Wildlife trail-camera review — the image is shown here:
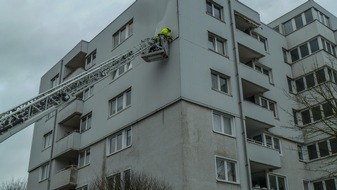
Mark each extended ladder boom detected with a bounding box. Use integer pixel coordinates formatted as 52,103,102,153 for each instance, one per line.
0,37,167,143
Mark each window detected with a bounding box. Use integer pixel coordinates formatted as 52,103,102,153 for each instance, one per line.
43,132,52,149
211,71,229,94
86,50,97,68
295,67,329,93
290,38,321,63
309,38,319,53
316,69,326,84
244,61,273,83
283,49,288,63
112,62,132,80
78,148,90,167
287,77,293,92
109,89,131,116
259,97,278,118
107,128,132,155
268,174,287,190
212,112,234,136
295,14,304,28
305,9,313,23
305,73,315,88
307,144,318,160
313,179,337,190
215,157,238,183
300,43,309,58
314,9,330,27
40,163,50,181
298,145,304,160
51,74,59,88
264,134,282,154
206,1,223,20
83,86,94,100
301,110,311,125
322,38,336,56
330,138,337,154
113,20,133,48
318,141,329,157
208,33,226,55
80,113,92,133
290,48,299,62
107,169,131,189
283,20,293,35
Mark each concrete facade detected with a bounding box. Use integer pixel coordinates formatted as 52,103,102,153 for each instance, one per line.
27,0,337,189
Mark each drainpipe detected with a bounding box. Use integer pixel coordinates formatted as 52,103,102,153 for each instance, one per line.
227,0,252,189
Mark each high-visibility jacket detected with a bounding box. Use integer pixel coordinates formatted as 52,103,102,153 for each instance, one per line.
155,27,171,39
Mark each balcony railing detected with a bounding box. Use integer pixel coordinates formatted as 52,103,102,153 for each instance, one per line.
51,166,77,190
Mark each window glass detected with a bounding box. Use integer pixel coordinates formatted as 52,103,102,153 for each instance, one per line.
330,138,337,154
208,36,215,51
216,158,226,180
117,95,123,112
113,33,119,47
301,110,311,125
313,181,324,190
316,69,326,84
206,2,212,15
110,137,116,153
117,133,123,151
213,113,222,132
283,20,293,35
222,116,232,135
295,14,303,28
128,22,133,36
298,145,304,160
312,106,322,121
305,9,313,23
120,27,126,42
323,103,333,117
283,49,288,63
325,179,336,190
300,44,309,58
307,144,318,160
265,135,273,148
318,141,329,157
269,175,277,190
305,73,315,88
290,49,300,62
287,77,293,92
226,161,236,182
126,90,131,106
126,129,132,146
110,99,116,115
216,39,224,55
211,73,218,89
310,38,319,53
278,176,286,190
295,78,305,92
219,76,228,93
213,5,221,20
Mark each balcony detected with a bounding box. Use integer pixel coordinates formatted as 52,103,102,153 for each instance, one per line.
63,67,85,81
237,32,266,56
243,101,275,126
232,2,260,26
62,40,88,80
239,64,272,88
58,99,83,125
247,139,281,168
50,166,77,190
54,132,81,158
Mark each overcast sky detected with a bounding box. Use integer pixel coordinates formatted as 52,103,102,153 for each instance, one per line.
0,0,336,185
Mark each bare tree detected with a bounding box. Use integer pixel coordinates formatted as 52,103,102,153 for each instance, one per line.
90,171,172,190
285,56,337,178
0,178,27,190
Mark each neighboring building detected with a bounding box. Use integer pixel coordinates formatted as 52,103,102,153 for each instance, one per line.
27,0,337,189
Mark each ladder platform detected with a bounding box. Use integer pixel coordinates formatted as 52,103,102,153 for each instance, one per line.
141,38,169,62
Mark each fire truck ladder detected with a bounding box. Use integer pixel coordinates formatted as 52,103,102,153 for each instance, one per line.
0,36,170,143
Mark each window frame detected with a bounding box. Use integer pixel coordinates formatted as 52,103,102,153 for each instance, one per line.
112,62,132,80
83,86,94,100
109,88,132,116
43,131,52,149
211,71,230,94
78,148,91,168
107,127,132,156
268,174,288,190
206,0,223,21
39,162,50,181
215,156,239,184
80,112,92,133
85,49,97,69
208,32,227,56
113,20,133,48
212,112,235,137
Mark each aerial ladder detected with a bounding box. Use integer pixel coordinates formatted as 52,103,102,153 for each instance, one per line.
0,35,170,143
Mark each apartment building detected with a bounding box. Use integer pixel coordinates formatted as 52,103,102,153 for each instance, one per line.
27,0,337,189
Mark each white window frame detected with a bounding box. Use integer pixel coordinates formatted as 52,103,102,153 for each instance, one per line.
264,134,282,154
113,20,133,48
206,0,223,20
313,178,337,190
83,86,94,100
258,96,278,118
211,71,230,94
112,62,132,80
86,49,97,69
76,185,88,190
107,169,131,189
268,174,288,190
245,61,273,84
80,112,92,133
43,131,52,149
208,32,226,56
39,162,50,181
51,74,59,88
212,112,235,136
107,128,132,156
78,148,90,168
215,156,239,184
109,89,131,116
